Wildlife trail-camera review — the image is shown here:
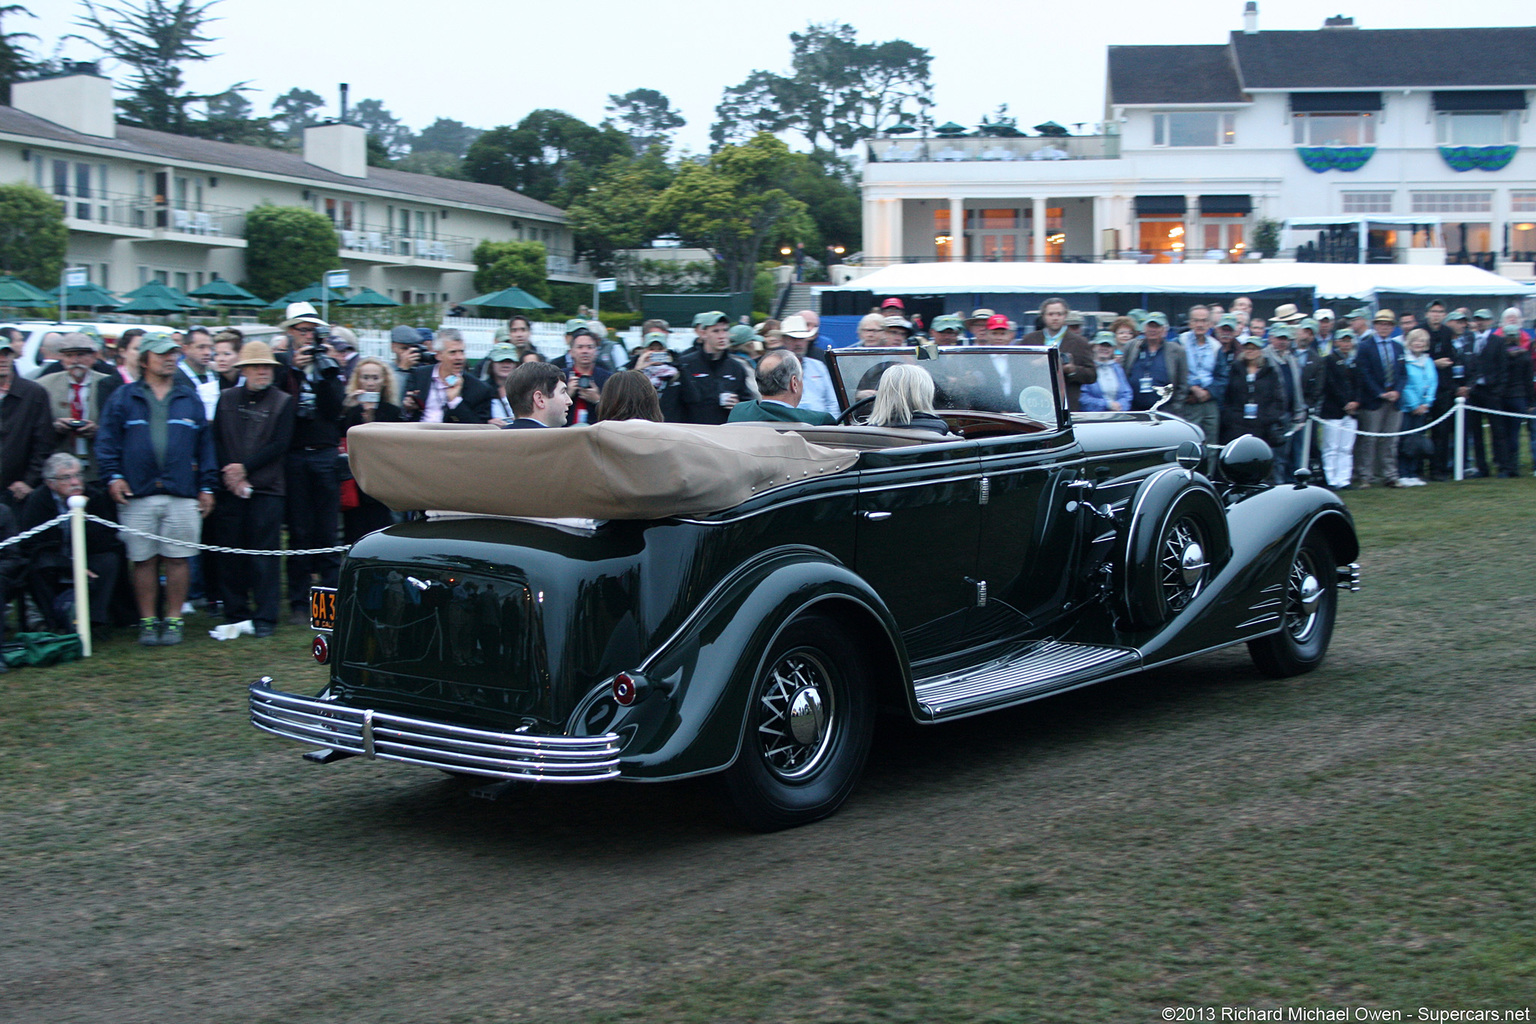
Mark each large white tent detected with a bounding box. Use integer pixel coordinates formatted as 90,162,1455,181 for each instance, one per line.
820,261,1534,300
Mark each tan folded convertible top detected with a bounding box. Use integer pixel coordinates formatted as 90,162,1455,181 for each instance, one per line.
346,420,860,520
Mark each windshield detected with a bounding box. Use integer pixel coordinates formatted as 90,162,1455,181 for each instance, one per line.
827,346,1062,421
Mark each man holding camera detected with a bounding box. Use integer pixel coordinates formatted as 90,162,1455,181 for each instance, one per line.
402,329,493,424
278,303,346,625
562,328,611,425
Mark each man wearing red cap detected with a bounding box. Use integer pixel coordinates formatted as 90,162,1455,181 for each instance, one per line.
1020,297,1095,410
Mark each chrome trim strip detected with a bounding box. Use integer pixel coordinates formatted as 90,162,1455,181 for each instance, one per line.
1234,613,1282,629
249,682,622,782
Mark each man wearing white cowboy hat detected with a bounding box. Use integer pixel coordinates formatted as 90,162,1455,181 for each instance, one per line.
212,341,295,638
1270,303,1307,325
778,314,838,415
279,301,327,353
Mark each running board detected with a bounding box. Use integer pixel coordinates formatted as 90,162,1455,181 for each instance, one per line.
913,641,1142,721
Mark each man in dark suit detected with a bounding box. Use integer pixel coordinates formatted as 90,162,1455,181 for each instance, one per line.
1354,310,1409,487
503,362,572,428
402,329,493,424
1020,297,1095,410
1464,309,1506,477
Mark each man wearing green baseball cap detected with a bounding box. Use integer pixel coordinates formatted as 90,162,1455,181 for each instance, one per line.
676,311,750,423
95,332,217,647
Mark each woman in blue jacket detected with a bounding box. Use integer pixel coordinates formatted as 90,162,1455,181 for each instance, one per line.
1396,329,1437,485
1079,333,1134,412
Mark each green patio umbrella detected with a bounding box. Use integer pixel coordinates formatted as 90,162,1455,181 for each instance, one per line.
268,282,348,308
214,295,270,308
462,285,552,310
339,287,400,308
122,279,202,308
188,277,259,302
886,122,917,135
115,295,199,315
935,121,968,136
0,274,57,306
51,282,120,307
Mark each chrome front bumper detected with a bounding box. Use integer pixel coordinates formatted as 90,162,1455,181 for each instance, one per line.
249,678,622,782
1337,562,1362,592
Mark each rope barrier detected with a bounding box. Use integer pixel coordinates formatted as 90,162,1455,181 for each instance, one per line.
0,511,71,551
83,514,350,556
1306,403,1460,439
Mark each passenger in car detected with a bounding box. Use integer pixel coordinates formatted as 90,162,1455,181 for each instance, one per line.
867,364,955,436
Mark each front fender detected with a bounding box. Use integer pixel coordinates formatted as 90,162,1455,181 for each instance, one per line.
588,545,906,781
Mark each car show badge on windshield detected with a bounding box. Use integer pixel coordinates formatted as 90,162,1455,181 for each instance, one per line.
1019,386,1055,421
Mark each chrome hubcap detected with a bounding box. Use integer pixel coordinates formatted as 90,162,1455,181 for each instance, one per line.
1160,517,1207,612
1286,553,1324,642
757,651,836,780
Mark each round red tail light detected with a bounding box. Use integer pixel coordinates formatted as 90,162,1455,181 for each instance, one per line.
612,672,637,706
312,634,330,664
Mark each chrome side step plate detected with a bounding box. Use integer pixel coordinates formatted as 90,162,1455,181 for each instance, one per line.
913,641,1141,721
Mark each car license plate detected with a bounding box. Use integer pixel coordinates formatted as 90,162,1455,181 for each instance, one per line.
309,587,337,631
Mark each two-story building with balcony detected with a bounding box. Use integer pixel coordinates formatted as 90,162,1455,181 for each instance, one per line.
861,9,1536,276
0,68,591,303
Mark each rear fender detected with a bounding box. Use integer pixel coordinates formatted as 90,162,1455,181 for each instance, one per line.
589,546,907,781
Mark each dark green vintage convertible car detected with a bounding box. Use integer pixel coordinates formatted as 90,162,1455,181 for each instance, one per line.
251,346,1359,830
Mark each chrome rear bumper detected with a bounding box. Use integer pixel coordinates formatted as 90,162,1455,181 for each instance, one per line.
249,678,622,782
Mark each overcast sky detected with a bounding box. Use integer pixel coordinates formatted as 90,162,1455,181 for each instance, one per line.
25,0,1535,155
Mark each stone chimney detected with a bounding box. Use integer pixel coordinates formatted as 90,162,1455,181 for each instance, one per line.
1242,1,1258,34
11,67,116,138
1323,14,1357,28
303,121,367,179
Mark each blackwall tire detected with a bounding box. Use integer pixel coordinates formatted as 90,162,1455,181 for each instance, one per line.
718,614,873,832
1248,532,1337,677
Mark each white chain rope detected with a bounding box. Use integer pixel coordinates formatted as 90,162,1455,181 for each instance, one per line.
1304,401,1536,438
83,513,349,556
0,512,72,551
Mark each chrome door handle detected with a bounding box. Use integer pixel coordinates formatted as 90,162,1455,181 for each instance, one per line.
859,511,893,521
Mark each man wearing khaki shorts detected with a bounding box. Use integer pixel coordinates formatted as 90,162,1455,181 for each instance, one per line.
95,334,217,646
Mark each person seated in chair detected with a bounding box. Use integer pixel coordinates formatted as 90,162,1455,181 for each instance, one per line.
727,351,836,426
867,364,954,436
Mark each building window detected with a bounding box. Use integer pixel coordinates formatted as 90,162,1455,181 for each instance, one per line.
1435,111,1519,146
933,209,953,259
1342,192,1394,214
174,272,189,293
1152,112,1236,148
1137,221,1186,262
1410,192,1493,214
1512,192,1536,213
1512,220,1536,256
98,264,109,289
1444,223,1492,254
1293,112,1375,146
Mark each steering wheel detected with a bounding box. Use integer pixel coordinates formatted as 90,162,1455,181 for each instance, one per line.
837,395,875,425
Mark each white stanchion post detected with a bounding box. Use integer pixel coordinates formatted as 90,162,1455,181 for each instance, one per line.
68,494,91,657
1453,396,1466,482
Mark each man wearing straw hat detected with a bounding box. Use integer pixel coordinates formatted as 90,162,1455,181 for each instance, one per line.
212,342,295,638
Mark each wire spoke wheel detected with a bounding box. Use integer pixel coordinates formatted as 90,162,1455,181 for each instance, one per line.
719,614,873,831
1248,532,1337,678
755,650,835,781
1158,515,1208,614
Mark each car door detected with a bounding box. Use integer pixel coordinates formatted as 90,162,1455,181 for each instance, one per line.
966,428,1085,648
852,441,982,669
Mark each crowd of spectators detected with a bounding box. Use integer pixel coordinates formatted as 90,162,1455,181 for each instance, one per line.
2,294,1531,662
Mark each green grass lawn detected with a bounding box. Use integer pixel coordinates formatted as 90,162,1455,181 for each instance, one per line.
2,478,1533,1024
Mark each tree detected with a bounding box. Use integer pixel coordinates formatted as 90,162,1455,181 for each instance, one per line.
243,204,337,300
0,182,67,288
351,97,412,160
471,240,550,302
711,23,933,151
76,0,239,133
183,86,281,146
564,148,674,272
270,87,324,143
413,117,482,159
651,134,811,293
781,149,862,253
0,4,37,106
604,88,685,154
395,150,464,179
462,109,631,207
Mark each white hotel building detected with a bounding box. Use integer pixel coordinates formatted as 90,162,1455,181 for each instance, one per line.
860,10,1536,279
0,68,591,302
